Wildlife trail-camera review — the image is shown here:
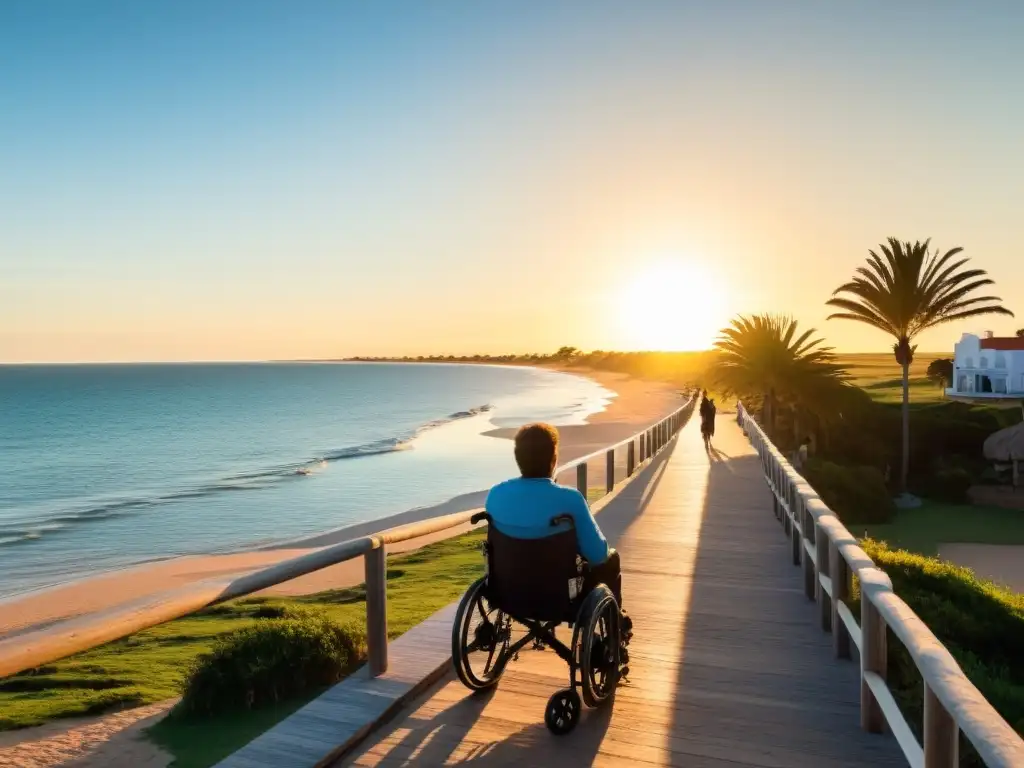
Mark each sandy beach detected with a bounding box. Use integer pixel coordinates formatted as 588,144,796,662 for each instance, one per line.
0,368,683,640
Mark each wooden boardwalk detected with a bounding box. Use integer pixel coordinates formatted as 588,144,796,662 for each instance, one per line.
337,418,906,767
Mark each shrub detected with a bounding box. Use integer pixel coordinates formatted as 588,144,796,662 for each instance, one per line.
177,615,364,717
856,541,1024,767
803,459,895,524
914,466,973,503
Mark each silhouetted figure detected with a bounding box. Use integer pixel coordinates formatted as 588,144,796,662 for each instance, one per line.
700,393,716,450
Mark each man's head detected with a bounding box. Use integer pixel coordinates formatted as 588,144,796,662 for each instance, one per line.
514,422,559,478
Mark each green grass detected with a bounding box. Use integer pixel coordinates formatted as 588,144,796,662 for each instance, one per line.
148,695,323,768
860,500,1024,556
836,353,948,405
0,529,486,766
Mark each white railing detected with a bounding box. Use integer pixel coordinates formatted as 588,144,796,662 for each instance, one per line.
0,395,696,681
737,403,1024,768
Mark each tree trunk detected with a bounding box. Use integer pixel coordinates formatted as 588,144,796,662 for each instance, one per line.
901,362,910,494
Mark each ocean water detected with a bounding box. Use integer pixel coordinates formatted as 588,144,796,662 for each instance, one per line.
0,363,613,599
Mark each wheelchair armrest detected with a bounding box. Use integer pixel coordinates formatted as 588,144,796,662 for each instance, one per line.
550,514,575,528
470,511,491,525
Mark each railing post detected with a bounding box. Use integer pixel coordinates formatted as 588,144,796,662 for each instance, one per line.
577,462,588,498
605,449,615,494
861,590,887,733
815,522,830,630
802,499,816,599
830,540,851,659
639,434,646,463
627,441,635,476
924,683,958,767
365,544,388,677
791,494,802,567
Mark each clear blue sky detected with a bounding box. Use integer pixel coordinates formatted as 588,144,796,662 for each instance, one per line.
2,1,1022,362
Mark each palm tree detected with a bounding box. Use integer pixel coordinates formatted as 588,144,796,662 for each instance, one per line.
827,238,1013,494
713,314,847,437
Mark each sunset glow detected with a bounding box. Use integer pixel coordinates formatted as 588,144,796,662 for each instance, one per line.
616,260,728,351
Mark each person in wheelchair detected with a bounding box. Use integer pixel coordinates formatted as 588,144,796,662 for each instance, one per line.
486,423,630,633
451,422,632,735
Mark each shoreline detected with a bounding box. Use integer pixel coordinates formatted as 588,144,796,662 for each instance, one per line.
0,368,683,640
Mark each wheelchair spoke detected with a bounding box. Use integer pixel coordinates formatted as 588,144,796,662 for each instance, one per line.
475,596,492,625
482,640,497,674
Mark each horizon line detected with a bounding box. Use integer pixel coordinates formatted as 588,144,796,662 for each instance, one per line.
0,350,953,366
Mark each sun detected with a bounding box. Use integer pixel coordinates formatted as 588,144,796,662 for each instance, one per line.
616,260,727,351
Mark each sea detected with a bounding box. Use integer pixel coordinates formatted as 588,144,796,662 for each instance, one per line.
0,363,614,599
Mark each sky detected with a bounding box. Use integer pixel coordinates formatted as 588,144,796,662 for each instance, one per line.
2,1,1022,363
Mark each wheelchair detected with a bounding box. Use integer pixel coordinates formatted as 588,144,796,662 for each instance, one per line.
451,511,627,735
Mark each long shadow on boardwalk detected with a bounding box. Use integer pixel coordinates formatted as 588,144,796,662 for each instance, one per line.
338,420,905,766
334,442,679,767
662,423,904,766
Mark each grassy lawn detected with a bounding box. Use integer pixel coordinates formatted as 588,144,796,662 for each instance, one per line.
836,353,948,405
0,529,486,767
860,500,1024,556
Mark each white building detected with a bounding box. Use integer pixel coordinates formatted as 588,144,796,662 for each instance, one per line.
946,332,1024,400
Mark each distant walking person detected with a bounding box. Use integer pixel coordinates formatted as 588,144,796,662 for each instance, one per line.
795,436,812,470
699,391,716,450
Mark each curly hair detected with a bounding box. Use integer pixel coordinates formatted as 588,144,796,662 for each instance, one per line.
513,423,559,478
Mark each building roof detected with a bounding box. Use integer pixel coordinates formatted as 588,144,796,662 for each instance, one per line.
980,337,1024,351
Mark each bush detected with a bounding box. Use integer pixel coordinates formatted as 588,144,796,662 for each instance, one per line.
177,615,364,717
914,466,973,503
803,459,895,524
857,541,1024,767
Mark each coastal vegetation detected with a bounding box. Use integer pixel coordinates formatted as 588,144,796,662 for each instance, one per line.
826,238,1014,494
0,530,486,766
711,314,846,437
854,541,1024,768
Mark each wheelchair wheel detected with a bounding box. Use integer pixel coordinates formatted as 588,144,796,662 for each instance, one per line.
576,584,620,708
545,689,581,735
452,576,511,691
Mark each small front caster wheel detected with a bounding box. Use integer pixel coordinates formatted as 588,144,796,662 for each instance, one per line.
545,689,582,735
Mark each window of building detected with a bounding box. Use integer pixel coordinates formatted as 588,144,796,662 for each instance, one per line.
980,356,989,368
996,353,1007,369
994,377,1008,394
965,356,974,368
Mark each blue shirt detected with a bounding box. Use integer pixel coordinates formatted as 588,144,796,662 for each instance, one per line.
485,477,610,564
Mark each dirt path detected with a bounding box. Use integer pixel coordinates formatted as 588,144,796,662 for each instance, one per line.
0,701,174,768
938,543,1024,593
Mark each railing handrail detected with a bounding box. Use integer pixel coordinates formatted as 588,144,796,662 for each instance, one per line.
738,401,1024,768
0,394,697,680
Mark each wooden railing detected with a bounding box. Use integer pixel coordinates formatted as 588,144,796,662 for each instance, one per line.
738,403,1024,768
0,395,696,681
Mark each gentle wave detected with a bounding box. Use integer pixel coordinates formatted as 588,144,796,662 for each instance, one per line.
0,404,494,548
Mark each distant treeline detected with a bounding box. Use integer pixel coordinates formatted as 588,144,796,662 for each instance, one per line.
347,347,716,388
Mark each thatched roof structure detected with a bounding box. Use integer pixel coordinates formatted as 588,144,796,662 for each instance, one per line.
983,422,1024,461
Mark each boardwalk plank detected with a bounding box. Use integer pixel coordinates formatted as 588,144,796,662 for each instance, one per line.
337,418,905,767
